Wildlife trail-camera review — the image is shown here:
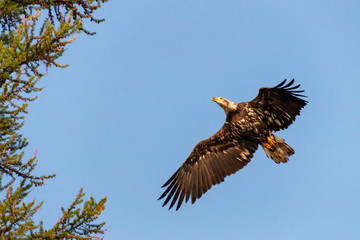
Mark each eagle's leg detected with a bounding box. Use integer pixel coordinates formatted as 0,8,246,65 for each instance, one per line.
261,135,295,164
261,136,276,150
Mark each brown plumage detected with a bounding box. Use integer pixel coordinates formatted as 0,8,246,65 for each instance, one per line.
159,79,307,210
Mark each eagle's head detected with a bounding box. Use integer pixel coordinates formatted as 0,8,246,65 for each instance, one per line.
211,97,237,114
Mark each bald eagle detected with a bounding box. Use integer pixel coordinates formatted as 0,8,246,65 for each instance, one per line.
159,79,307,210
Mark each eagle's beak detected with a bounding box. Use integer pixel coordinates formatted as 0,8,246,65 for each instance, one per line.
212,97,221,103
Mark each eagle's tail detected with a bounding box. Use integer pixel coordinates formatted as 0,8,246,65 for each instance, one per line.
261,135,294,164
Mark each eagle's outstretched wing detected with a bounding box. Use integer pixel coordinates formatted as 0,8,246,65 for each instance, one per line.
159,123,258,210
249,79,308,132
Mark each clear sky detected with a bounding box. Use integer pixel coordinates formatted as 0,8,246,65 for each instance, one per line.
22,1,360,239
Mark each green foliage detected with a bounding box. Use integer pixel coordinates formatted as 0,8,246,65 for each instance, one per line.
34,189,107,239
1,180,42,238
0,1,108,239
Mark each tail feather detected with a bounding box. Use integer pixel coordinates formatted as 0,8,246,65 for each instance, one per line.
262,135,294,164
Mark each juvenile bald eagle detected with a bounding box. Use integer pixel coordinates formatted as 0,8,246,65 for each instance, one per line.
159,79,307,210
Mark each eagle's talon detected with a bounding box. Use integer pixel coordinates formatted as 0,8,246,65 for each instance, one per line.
262,137,276,150
267,137,276,147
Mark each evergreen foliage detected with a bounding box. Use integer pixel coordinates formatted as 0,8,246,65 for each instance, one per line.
0,1,108,239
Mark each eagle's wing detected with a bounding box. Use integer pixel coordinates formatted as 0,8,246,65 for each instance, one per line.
159,124,258,210
249,79,307,131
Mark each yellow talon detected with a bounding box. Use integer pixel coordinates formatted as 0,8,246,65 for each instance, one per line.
261,137,276,150
267,136,276,147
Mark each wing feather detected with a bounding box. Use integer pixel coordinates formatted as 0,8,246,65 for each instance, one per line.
159,124,258,210
249,79,307,131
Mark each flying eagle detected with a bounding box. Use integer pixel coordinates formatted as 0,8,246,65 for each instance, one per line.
159,79,307,210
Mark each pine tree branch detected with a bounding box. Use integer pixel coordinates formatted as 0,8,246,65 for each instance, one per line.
0,0,109,35
32,188,107,239
0,181,42,237
0,1,108,238
1,9,81,186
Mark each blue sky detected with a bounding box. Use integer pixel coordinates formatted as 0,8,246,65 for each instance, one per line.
22,1,360,239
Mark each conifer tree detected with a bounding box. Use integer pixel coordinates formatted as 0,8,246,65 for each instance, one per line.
0,1,108,239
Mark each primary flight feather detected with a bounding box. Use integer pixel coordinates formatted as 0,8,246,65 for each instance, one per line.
159,79,307,210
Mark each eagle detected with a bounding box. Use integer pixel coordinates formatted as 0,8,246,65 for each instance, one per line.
159,79,307,210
